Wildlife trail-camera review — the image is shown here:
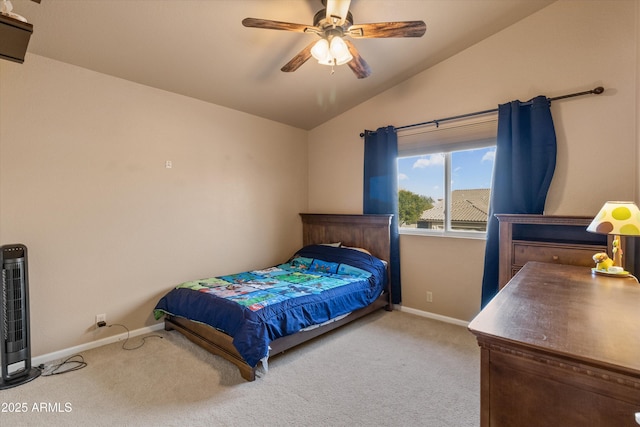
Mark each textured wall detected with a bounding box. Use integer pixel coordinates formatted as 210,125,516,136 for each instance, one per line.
0,54,308,356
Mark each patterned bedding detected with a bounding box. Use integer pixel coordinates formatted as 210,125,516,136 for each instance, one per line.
153,244,387,368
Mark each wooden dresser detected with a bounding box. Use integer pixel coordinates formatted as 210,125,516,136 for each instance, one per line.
495,214,607,289
468,262,640,427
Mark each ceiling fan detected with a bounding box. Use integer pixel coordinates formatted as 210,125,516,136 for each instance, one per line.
242,0,426,79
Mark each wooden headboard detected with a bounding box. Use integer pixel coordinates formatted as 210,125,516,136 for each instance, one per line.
299,213,392,265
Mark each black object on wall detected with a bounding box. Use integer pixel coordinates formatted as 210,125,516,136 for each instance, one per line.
0,0,40,64
0,13,33,63
0,244,40,389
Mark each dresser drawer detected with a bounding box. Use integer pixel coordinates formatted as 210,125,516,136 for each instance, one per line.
513,241,603,268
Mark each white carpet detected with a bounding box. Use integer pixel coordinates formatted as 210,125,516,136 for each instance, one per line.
1,310,480,426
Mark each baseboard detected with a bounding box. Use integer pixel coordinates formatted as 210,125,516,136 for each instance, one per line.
32,322,165,367
32,310,467,366
395,305,469,327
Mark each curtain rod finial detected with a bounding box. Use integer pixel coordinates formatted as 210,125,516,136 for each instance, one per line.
593,86,604,95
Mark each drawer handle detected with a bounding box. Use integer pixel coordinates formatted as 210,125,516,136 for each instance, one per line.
636,412,640,425
552,255,559,261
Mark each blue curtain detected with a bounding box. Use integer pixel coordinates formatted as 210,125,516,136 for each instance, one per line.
480,96,557,307
363,126,401,304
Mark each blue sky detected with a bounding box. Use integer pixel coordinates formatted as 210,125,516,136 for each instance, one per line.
397,147,495,200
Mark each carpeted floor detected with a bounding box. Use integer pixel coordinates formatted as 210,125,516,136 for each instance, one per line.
0,310,480,426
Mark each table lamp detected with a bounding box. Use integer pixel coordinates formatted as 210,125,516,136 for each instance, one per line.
587,201,640,272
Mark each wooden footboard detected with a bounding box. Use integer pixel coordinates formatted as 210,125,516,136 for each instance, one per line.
164,213,393,381
164,314,257,381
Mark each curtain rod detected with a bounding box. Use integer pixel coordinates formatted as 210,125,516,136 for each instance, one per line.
359,86,605,137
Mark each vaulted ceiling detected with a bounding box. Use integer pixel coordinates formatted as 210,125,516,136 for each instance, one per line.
11,0,555,130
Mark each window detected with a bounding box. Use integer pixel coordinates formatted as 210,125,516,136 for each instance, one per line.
397,118,496,236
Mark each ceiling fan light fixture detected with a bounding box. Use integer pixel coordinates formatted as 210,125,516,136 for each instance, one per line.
311,37,352,66
329,36,352,64
311,38,331,62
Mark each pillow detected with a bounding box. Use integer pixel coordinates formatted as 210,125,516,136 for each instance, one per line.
343,246,372,255
319,242,342,247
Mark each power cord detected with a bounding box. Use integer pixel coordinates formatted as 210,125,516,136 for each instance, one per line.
38,354,87,376
36,324,163,377
108,323,163,350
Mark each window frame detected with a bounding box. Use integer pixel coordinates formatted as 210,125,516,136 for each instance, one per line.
397,140,496,240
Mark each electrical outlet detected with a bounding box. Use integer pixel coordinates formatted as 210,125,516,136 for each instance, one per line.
96,313,107,328
426,291,433,303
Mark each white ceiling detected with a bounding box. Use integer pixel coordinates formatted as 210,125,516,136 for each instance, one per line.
10,0,554,130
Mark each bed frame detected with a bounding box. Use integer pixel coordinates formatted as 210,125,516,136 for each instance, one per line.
164,213,393,381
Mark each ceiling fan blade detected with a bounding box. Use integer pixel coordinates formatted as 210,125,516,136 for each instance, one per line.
325,0,351,26
344,40,371,79
242,17,317,33
347,21,427,38
281,41,316,72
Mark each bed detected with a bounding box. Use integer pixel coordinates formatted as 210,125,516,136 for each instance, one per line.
153,213,393,381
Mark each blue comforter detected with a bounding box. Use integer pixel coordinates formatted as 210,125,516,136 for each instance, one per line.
154,245,387,367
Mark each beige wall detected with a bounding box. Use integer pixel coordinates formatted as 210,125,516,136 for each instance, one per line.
1,0,637,358
308,0,638,321
0,55,308,356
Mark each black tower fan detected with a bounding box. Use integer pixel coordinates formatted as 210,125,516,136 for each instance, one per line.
0,244,40,389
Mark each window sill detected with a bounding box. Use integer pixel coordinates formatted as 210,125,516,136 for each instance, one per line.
399,228,487,240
